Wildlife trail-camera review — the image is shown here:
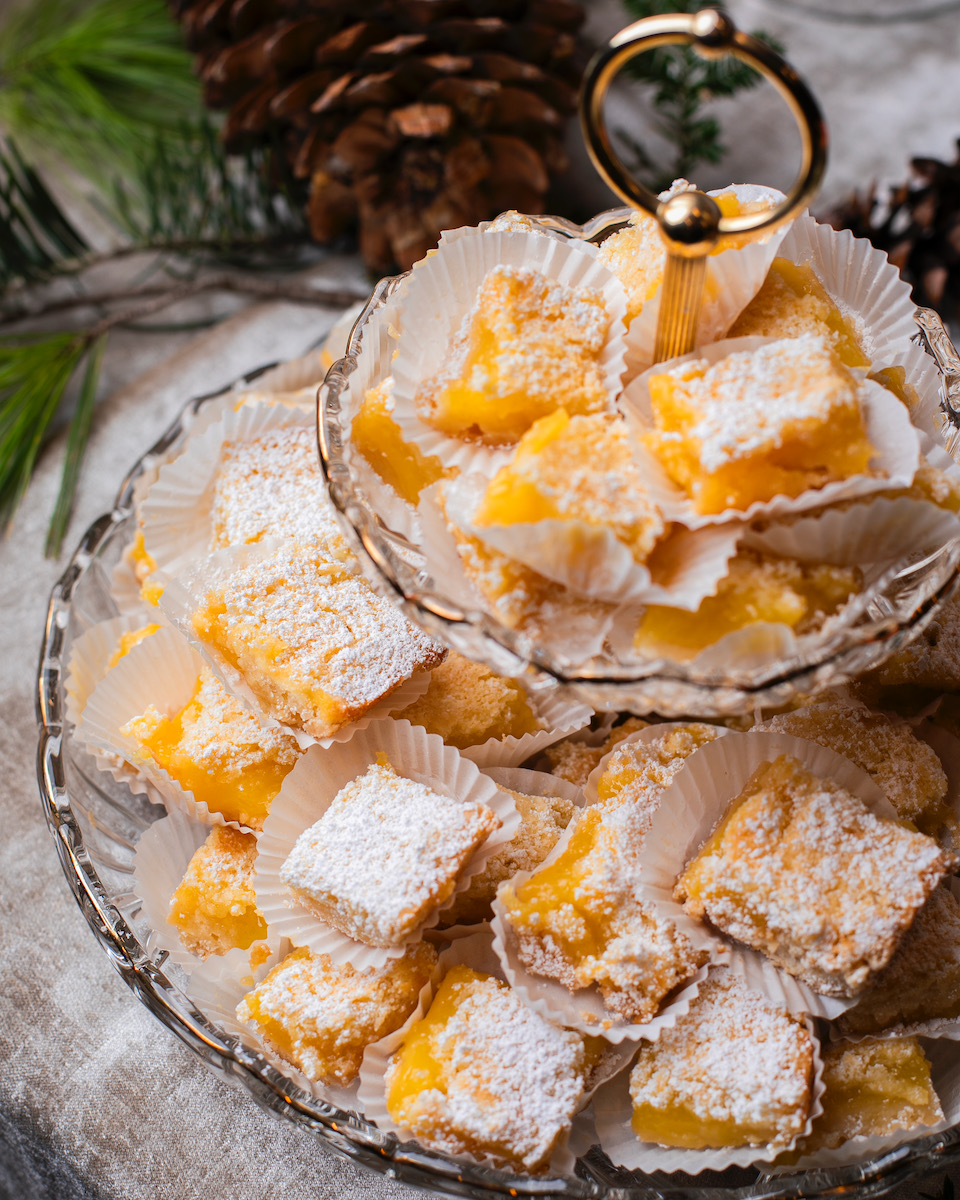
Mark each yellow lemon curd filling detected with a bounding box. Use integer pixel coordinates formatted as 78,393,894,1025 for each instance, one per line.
130,529,163,606
236,942,436,1087
107,622,161,668
122,667,300,828
386,964,591,1172
799,1037,942,1153
473,409,665,563
645,334,875,514
416,264,611,444
168,826,268,957
729,257,871,369
352,378,445,506
634,551,861,660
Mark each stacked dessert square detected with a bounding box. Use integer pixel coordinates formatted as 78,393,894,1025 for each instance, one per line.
66,181,960,1178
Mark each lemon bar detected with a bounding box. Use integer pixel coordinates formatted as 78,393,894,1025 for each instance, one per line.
129,529,163,606
168,826,267,958
281,759,500,947
442,785,575,926
122,666,300,829
385,964,589,1172
211,426,351,560
629,968,814,1150
800,1037,942,1152
236,941,436,1086
542,717,649,790
352,378,446,506
499,725,717,1022
644,334,874,514
415,264,611,444
401,650,542,749
473,409,664,563
191,542,444,738
676,755,958,996
759,696,953,839
634,550,860,661
837,885,960,1035
728,257,870,369
107,622,161,668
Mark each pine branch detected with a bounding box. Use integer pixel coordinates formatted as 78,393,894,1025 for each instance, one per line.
618,0,784,192
46,334,104,557
0,0,201,180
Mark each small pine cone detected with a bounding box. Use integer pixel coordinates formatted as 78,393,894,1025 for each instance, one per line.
171,0,586,270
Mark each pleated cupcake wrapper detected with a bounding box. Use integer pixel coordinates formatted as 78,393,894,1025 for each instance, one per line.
636,729,906,1020
583,721,734,806
109,547,156,617
158,541,431,751
455,689,593,769
416,482,619,670
743,495,960,568
65,614,165,727
358,927,601,1179
480,766,586,808
623,184,789,375
140,401,315,579
442,471,741,608
591,972,825,1173
185,937,363,1113
823,877,960,1046
132,807,275,977
884,336,946,447
388,227,629,478
778,211,918,372
914,722,960,857
764,1036,960,1174
621,336,922,531
438,211,589,249
253,719,520,971
75,625,249,830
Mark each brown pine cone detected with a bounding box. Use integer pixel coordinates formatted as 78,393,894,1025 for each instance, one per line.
171,0,586,271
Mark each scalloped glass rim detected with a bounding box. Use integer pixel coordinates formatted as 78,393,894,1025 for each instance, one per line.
318,209,960,717
37,328,960,1200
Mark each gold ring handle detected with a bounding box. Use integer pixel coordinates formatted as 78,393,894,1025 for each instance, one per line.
579,7,828,246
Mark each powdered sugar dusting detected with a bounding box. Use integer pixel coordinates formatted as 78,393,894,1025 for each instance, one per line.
281,760,500,946
629,967,813,1145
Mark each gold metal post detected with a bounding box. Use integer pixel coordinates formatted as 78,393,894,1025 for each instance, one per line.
579,7,828,361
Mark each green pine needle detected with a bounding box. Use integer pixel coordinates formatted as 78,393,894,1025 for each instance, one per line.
0,333,88,536
0,0,201,179
620,0,785,191
45,334,104,557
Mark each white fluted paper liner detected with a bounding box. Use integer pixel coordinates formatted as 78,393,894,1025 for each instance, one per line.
253,720,520,970
764,1036,960,1174
186,939,363,1113
438,211,587,248
74,625,251,828
110,544,155,617
389,227,629,477
357,927,611,1178
65,614,163,727
132,807,272,977
635,730,905,1019
621,337,921,530
455,689,592,769
744,495,960,567
591,978,825,1172
417,482,619,669
915,722,960,853
442,471,741,607
778,211,917,371
622,184,789,374
879,336,944,443
157,541,433,751
140,401,315,578
583,721,733,806
481,767,586,808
